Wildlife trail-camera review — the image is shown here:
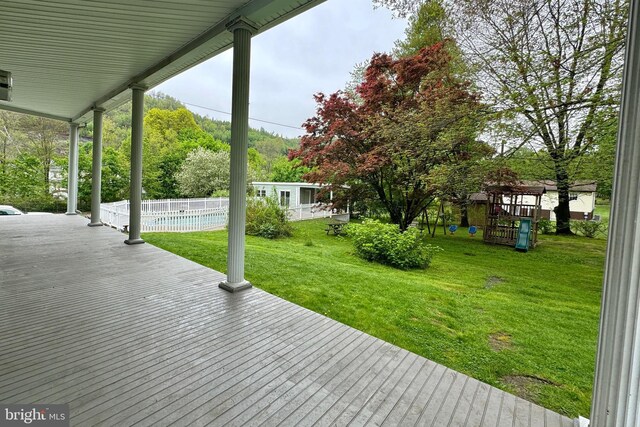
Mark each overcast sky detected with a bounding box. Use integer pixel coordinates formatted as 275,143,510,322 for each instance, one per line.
155,0,407,139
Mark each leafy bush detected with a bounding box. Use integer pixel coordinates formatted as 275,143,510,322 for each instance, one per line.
347,219,442,269
572,220,607,238
245,195,293,239
538,219,555,235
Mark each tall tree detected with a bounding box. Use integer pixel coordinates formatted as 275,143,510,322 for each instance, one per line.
125,107,200,198
393,0,484,227
270,158,311,182
176,147,230,197
0,111,18,195
378,0,626,233
17,116,67,192
255,138,286,176
75,143,130,208
573,107,618,199
293,43,490,230
394,0,450,57
452,0,626,233
373,0,423,17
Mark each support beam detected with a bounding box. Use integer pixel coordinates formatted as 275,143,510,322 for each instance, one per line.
65,123,79,215
88,108,105,227
124,85,146,245
219,17,257,293
591,0,640,425
0,103,71,122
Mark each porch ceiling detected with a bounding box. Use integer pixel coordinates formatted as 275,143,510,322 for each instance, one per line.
0,0,324,123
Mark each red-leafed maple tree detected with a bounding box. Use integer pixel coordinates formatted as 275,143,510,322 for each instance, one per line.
291,42,492,230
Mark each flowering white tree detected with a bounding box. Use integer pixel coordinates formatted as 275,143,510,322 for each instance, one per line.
176,147,230,197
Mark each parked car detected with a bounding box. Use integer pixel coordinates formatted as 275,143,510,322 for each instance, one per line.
0,205,24,215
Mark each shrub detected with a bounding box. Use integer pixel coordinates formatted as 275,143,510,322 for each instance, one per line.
347,219,442,269
538,219,555,235
245,195,293,239
2,194,67,213
572,220,607,238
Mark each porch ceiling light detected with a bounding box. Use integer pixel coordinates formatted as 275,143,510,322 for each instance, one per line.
0,70,12,102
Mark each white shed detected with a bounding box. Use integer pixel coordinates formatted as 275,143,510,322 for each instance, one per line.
534,181,597,221
506,181,597,221
251,182,326,208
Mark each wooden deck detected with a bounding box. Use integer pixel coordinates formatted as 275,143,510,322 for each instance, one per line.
0,215,574,426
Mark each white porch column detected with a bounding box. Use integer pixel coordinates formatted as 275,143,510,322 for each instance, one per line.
88,108,105,226
591,0,640,425
65,122,79,215
219,17,257,293
125,85,146,245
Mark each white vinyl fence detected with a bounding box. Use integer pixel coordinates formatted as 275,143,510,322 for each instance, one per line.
101,198,229,233
100,198,335,233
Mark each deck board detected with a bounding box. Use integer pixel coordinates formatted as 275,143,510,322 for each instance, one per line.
0,215,573,426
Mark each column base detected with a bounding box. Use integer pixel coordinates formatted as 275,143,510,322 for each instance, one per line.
124,238,145,245
88,222,103,227
65,212,77,216
219,280,252,293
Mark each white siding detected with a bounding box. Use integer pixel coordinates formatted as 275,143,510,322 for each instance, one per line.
506,191,596,221
542,191,596,220
252,182,325,208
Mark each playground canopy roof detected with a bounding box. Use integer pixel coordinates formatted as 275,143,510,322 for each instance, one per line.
0,0,324,123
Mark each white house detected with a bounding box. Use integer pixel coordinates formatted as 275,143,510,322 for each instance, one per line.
251,182,325,208
471,180,598,223
533,181,597,221
250,181,342,221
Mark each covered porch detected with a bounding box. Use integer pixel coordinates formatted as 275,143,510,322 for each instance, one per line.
2,0,640,425
0,214,572,426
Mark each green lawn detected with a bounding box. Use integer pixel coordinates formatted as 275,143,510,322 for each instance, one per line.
143,220,605,418
594,202,611,224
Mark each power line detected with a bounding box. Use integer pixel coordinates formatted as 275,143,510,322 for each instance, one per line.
182,101,303,131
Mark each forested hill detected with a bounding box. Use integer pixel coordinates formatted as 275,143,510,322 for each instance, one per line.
0,91,310,212
84,92,301,152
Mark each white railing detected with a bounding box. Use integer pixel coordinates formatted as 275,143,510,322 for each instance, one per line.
287,203,333,221
100,198,229,232
139,197,228,212
142,207,228,232
100,200,130,231
100,198,337,233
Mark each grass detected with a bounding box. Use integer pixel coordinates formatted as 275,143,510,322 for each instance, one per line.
143,220,606,418
594,202,611,224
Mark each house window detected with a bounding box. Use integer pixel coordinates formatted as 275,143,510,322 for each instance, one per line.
280,190,291,207
569,193,578,201
258,189,266,197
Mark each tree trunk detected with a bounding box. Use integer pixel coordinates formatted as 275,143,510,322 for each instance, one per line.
554,173,573,235
390,206,405,231
398,214,408,232
459,203,469,227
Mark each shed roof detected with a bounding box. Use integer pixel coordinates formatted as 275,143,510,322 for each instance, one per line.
252,181,325,188
525,180,597,193
0,0,324,123
485,184,546,196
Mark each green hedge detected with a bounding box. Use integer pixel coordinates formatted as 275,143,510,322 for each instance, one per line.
1,194,68,213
